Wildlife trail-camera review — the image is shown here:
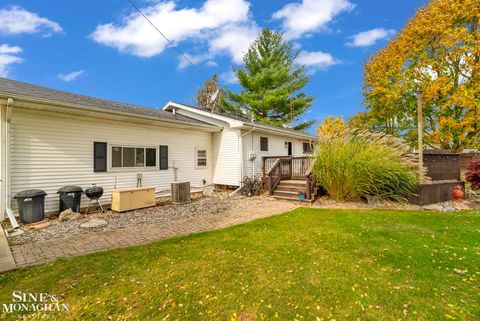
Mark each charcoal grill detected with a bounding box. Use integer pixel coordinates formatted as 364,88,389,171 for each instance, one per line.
85,184,105,214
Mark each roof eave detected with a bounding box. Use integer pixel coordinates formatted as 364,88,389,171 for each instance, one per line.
0,93,219,131
241,123,318,140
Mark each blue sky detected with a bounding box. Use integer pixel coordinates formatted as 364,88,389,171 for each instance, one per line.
0,0,427,133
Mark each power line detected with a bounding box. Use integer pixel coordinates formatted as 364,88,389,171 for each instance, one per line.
127,0,209,80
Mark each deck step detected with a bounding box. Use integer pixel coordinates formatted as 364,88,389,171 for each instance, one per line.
271,195,313,203
275,186,307,193
277,181,307,188
273,190,301,197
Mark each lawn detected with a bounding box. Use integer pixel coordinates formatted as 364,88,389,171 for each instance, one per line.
1,208,479,320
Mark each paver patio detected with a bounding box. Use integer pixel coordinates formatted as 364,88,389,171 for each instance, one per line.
9,200,298,267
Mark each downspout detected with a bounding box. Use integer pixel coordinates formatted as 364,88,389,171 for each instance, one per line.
241,125,256,175
4,97,18,228
229,125,256,197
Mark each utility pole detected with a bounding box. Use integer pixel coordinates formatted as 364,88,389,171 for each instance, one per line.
290,92,293,127
417,93,424,182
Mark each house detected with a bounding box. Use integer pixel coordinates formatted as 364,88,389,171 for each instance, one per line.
0,77,317,219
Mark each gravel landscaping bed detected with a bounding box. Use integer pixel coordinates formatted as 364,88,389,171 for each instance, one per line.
7,193,270,246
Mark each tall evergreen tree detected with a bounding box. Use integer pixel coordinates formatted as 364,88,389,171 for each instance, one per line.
222,28,314,130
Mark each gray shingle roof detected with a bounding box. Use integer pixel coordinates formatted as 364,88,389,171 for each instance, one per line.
0,77,212,127
170,101,317,140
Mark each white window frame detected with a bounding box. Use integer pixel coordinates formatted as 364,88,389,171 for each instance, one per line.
195,147,208,169
109,144,158,171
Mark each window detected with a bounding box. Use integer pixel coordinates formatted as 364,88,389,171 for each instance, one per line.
196,149,207,167
260,137,268,151
303,142,312,154
111,146,157,168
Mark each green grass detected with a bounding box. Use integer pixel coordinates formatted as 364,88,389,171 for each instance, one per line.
1,208,479,320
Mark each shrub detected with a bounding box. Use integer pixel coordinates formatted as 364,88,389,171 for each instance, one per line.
312,131,423,202
466,157,480,190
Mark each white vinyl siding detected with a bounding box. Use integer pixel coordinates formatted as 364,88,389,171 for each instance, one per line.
212,128,242,186
10,108,213,214
241,130,310,177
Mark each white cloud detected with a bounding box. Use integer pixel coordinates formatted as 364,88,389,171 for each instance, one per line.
220,69,238,84
0,6,62,36
272,0,355,39
346,28,395,47
91,0,256,65
0,44,23,77
58,70,85,82
209,23,259,64
296,50,339,70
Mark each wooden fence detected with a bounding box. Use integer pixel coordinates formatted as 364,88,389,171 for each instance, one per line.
410,150,464,205
423,150,461,181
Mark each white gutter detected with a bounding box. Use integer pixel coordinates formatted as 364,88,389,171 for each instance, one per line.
0,93,219,132
3,98,18,228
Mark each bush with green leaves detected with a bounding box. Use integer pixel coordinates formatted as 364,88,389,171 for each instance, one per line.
312,131,423,202
465,157,480,190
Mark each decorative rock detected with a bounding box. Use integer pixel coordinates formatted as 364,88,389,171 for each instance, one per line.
6,229,24,238
366,196,380,206
422,204,443,211
203,186,215,198
442,204,457,212
451,201,471,211
80,219,108,228
59,209,82,222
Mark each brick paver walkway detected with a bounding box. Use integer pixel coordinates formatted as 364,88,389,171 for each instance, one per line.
10,200,298,267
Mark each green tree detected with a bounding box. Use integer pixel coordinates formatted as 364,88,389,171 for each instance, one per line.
222,28,314,130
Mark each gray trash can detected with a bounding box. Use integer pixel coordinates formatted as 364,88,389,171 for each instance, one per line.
58,185,83,212
14,189,47,224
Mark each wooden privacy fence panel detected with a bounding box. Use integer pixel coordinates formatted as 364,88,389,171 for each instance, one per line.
423,151,460,181
409,181,465,206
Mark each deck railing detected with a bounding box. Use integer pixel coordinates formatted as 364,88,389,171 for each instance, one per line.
262,156,315,196
262,156,312,179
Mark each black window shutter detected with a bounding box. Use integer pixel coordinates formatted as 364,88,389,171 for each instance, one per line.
94,142,107,172
159,145,168,170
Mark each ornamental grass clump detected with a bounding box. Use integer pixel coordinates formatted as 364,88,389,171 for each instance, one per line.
312,130,423,202
465,157,480,190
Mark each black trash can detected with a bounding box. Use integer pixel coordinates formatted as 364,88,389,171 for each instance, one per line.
14,189,47,224
58,186,83,213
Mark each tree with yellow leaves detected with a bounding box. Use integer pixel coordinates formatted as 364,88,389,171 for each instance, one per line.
316,116,348,140
360,0,480,152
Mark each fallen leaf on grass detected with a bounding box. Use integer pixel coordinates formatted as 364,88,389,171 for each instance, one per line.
453,268,467,275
